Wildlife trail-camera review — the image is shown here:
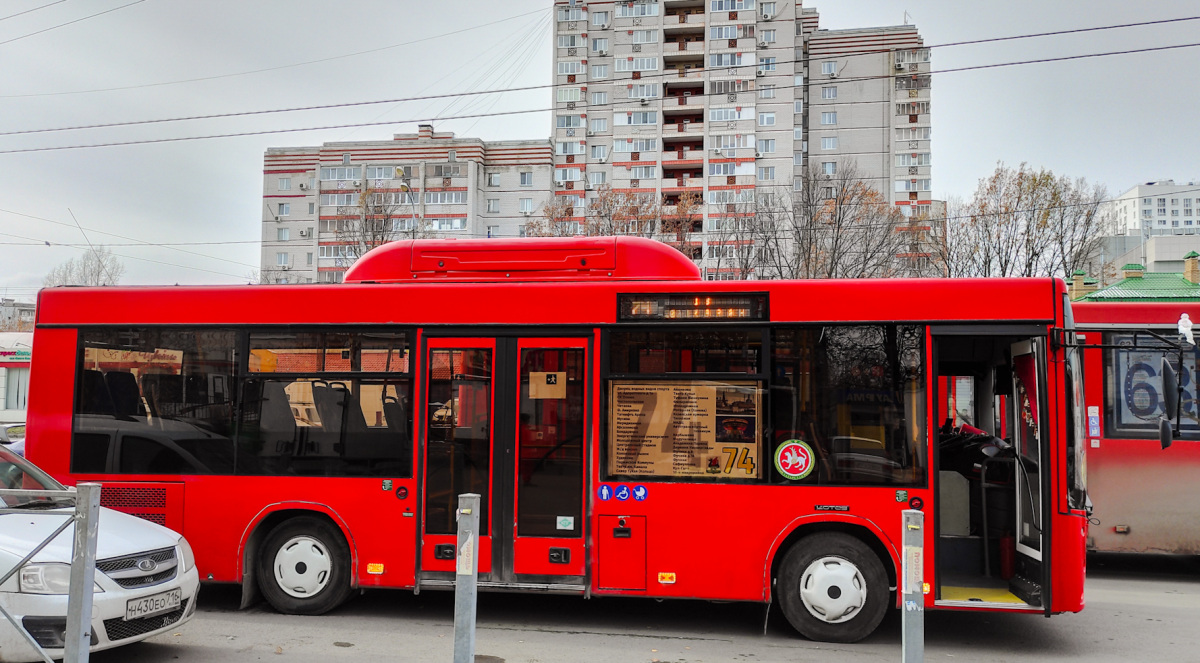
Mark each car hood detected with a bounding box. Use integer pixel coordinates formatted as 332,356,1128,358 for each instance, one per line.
0,507,179,564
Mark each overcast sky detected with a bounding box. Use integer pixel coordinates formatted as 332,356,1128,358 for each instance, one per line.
1,0,1197,297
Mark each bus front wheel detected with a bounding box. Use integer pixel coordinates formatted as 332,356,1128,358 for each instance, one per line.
777,532,889,643
257,517,353,615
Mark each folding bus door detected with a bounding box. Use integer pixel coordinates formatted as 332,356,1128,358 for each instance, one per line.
1009,340,1048,606
507,339,588,581
420,339,497,575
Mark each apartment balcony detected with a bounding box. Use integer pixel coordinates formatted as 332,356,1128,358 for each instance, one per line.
662,64,706,82
665,118,705,134
664,7,706,28
664,36,705,53
662,146,706,162
708,37,758,52
709,175,756,187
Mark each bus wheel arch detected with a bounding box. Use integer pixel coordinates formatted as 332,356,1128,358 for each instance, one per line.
239,505,358,614
768,520,898,643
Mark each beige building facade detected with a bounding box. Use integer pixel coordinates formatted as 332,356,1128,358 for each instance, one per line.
262,125,553,283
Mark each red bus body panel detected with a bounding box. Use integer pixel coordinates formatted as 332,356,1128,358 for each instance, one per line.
1074,301,1200,555
26,251,1083,614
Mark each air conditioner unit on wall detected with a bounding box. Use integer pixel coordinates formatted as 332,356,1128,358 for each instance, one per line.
299,230,309,237
599,49,609,56
640,98,649,105
298,183,308,190
758,42,768,48
756,70,765,77
895,62,905,70
829,72,838,78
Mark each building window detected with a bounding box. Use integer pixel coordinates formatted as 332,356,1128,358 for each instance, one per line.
307,253,313,266
794,100,803,114
487,199,499,214
592,64,609,78
342,154,351,164
759,85,776,99
591,91,608,105
615,57,658,72
487,173,500,187
758,112,776,126
591,118,608,132
558,61,585,75
761,29,776,43
761,1,776,15
556,88,582,102
759,139,776,153
592,10,610,25
589,171,607,185
558,35,583,48
320,166,361,181
278,178,291,190
520,198,534,213
277,228,290,241
557,141,584,155
709,162,737,175
710,107,743,122
821,61,837,75
821,112,837,125
425,191,468,205
276,252,289,267
822,86,837,99
591,145,608,160
758,166,776,180
308,203,315,214
822,162,836,175
759,57,777,73
821,137,838,150
632,30,658,44
629,84,660,99
793,153,804,166
520,172,533,187
630,165,657,179
278,203,290,217
365,166,393,180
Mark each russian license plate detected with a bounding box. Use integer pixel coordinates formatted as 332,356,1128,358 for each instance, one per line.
125,588,182,621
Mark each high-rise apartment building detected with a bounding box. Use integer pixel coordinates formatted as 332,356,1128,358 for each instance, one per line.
262,125,553,283
552,0,930,277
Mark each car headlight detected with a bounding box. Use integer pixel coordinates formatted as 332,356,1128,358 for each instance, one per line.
18,564,104,595
178,537,196,573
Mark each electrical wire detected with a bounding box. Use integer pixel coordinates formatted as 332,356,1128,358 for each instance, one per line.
4,14,1198,138
0,0,69,23
0,0,146,47
0,6,552,98
4,36,1199,156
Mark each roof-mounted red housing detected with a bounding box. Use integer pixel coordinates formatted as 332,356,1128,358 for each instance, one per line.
343,237,701,283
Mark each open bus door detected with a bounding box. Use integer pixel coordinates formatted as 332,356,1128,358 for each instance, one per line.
931,329,1048,611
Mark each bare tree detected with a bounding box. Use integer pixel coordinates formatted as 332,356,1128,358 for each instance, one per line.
44,246,126,286
757,161,907,279
930,163,1113,279
659,190,702,259
525,187,664,238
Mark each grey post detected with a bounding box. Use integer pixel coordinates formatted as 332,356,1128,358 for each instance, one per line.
65,483,101,663
901,509,924,663
453,493,481,663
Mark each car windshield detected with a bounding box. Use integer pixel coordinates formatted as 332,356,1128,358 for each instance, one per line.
1,447,66,507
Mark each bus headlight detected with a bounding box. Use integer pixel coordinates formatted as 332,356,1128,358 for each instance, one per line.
19,564,104,594
178,537,196,573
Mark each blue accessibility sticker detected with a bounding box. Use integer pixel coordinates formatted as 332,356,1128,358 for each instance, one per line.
632,485,648,502
597,485,613,501
615,484,631,501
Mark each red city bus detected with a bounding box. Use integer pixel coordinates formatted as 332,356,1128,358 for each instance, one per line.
25,238,1088,642
1072,301,1199,554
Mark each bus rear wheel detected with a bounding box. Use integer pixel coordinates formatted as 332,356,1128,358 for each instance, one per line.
257,517,353,615
777,532,889,643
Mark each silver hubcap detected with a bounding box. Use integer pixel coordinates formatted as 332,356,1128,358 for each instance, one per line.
799,556,867,624
273,535,332,599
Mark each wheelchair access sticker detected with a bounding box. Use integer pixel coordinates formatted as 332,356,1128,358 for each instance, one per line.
775,440,815,480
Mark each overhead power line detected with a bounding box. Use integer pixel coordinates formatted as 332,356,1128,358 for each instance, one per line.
0,6,552,98
2,39,1199,156
0,0,146,47
5,15,1199,138
0,0,69,23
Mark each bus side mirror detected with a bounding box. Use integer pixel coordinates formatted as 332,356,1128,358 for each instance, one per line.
1162,357,1179,418
1159,417,1173,450
1161,357,1179,450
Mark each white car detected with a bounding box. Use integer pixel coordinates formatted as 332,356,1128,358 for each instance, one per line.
0,447,200,662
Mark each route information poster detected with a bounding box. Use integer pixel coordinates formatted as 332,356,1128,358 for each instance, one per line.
608,380,761,479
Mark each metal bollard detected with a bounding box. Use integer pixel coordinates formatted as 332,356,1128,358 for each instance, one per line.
452,493,481,663
901,509,924,663
65,483,101,663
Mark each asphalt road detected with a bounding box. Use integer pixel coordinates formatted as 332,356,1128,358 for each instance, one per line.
92,553,1200,663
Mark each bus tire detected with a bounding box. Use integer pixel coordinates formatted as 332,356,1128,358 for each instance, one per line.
777,532,889,643
257,516,353,615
